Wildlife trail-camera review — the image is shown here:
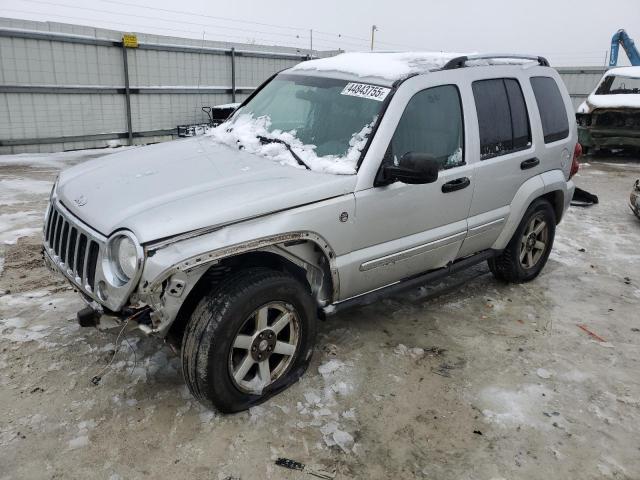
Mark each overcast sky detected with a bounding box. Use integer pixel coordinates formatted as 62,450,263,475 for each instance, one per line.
4,0,639,66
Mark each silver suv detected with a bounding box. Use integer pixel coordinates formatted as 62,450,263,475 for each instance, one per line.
43,53,579,412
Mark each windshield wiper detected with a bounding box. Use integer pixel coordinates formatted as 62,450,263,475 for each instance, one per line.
257,135,311,170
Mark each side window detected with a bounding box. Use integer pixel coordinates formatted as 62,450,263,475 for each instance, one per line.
389,85,464,170
530,76,569,144
473,78,531,159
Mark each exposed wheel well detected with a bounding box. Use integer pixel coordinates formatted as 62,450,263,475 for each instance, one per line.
166,246,332,348
540,190,564,224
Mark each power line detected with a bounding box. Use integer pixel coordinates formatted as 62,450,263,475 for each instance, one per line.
313,29,424,50
2,9,311,49
15,0,307,41
98,0,309,32
25,0,423,51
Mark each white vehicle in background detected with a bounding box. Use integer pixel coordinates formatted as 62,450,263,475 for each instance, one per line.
43,52,578,412
576,66,640,154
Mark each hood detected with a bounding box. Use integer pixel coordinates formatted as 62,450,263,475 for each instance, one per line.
57,137,357,243
578,93,640,114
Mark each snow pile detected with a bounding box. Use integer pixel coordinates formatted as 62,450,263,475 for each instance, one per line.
295,358,358,453
320,421,354,453
536,368,553,379
292,52,469,81
478,384,553,429
207,113,374,175
318,359,345,376
394,343,425,359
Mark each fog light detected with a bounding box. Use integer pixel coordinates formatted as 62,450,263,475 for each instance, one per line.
96,281,108,302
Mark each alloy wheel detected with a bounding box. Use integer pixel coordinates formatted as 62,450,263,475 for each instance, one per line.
519,213,549,269
228,301,300,394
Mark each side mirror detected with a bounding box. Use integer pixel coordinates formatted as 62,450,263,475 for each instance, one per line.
382,152,439,185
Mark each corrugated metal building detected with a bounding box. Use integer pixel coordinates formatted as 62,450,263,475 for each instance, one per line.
557,66,607,111
0,17,335,153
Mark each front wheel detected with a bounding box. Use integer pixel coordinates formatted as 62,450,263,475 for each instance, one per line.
488,199,556,283
181,267,317,413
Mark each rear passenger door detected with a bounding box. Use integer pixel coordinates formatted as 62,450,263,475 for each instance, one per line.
458,77,539,257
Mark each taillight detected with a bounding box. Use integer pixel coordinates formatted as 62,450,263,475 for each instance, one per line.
570,143,582,179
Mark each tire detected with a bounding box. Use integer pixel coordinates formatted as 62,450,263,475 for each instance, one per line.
181,267,317,413
488,198,556,283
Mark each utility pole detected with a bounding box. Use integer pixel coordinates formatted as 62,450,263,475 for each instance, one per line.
310,29,313,57
371,25,378,51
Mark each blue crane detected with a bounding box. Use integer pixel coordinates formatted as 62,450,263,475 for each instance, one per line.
609,29,640,66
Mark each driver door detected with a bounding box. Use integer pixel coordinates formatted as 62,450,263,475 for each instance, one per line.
340,84,475,299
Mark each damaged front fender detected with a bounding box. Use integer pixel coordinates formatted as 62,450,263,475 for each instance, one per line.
134,230,339,335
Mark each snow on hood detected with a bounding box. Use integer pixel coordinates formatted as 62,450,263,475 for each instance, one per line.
291,52,468,81
578,94,640,113
206,113,373,175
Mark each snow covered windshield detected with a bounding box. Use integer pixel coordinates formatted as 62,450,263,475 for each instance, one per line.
596,75,640,95
207,74,387,174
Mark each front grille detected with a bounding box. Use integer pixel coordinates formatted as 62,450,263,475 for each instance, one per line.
44,202,102,292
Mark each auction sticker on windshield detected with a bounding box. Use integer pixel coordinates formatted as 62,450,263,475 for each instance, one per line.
341,82,391,101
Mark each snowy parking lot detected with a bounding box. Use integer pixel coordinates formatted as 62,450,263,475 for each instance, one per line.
1,148,640,479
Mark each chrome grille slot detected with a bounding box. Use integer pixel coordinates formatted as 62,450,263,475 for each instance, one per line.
60,222,69,265
67,227,78,270
44,202,104,295
76,235,88,281
87,241,99,290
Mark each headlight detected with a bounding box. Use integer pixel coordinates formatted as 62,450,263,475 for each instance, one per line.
105,231,142,285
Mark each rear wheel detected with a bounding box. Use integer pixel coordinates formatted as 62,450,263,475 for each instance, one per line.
181,267,317,413
488,199,556,283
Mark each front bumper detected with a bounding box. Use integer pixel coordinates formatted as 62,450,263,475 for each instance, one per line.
44,245,154,331
578,125,640,149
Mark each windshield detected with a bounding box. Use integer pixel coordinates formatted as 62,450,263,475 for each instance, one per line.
596,75,640,95
207,73,389,174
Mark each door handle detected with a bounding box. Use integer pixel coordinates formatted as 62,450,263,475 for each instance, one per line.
441,177,470,193
520,157,540,170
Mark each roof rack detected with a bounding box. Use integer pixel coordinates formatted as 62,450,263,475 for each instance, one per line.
442,54,550,70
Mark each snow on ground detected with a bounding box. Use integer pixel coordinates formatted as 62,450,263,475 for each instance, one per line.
0,146,134,249
1,149,640,479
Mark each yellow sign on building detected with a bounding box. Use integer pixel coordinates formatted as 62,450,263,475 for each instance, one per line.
122,34,138,48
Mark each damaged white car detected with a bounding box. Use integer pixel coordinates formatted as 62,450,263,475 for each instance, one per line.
576,66,640,154
43,52,578,412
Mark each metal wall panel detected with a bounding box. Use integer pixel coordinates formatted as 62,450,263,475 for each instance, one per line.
557,67,607,111
130,93,232,131
0,17,325,153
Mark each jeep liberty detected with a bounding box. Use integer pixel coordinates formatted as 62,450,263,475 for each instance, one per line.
43,52,579,412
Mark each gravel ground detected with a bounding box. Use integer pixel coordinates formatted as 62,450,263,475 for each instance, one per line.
1,148,639,480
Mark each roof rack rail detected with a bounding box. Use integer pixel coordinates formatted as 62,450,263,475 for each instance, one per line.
442,54,550,70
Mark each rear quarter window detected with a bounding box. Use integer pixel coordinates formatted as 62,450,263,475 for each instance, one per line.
472,78,531,160
530,77,569,144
